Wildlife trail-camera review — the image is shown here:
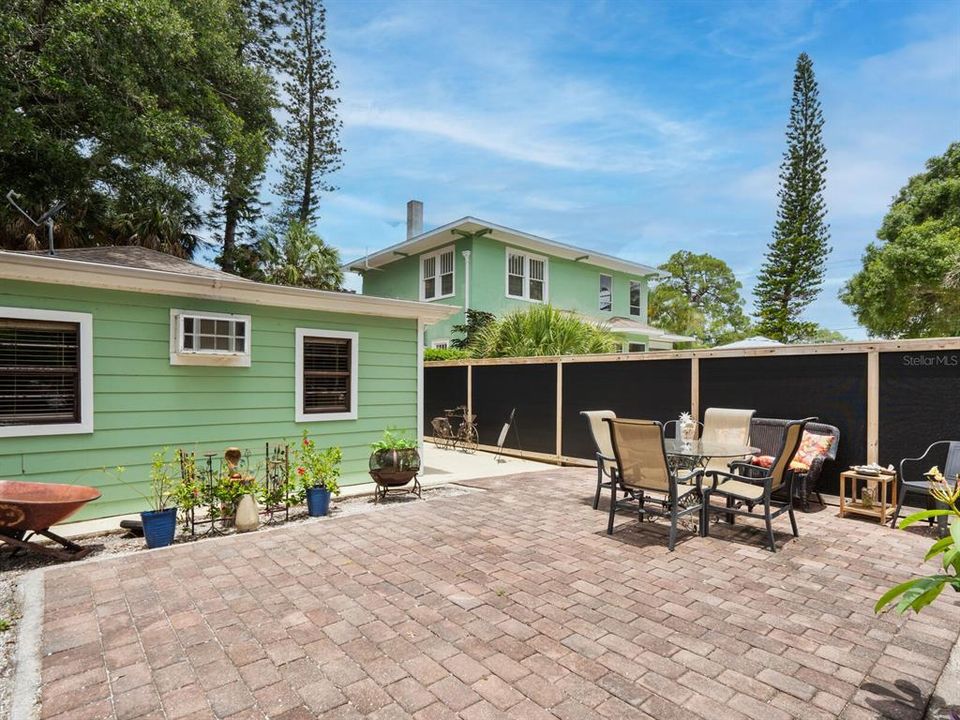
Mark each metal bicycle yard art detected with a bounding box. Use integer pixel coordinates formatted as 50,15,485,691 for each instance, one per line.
430,405,479,453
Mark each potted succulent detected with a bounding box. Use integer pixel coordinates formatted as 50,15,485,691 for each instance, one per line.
293,431,342,517
369,428,421,488
138,449,179,548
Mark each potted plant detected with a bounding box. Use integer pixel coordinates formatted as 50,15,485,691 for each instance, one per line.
138,449,179,548
293,431,342,517
369,428,421,488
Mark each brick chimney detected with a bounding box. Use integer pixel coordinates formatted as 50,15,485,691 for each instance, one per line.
406,200,423,239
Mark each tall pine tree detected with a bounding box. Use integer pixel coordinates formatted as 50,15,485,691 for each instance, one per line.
275,0,343,226
754,52,831,342
213,0,282,273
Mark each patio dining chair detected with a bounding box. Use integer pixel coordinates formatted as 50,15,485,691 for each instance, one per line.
889,440,960,529
702,417,814,552
581,410,619,510
673,407,755,480
604,418,704,551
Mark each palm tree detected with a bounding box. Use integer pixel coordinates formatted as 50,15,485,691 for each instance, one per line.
258,221,343,290
470,304,618,358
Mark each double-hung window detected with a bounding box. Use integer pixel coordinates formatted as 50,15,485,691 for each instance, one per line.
421,246,455,301
295,329,358,422
599,274,613,312
505,250,547,302
0,307,93,437
629,280,643,317
170,310,251,366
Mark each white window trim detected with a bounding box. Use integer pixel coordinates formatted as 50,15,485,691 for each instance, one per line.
0,306,93,438
629,280,643,317
419,245,456,302
599,273,613,312
430,339,450,349
295,328,359,422
504,248,549,303
169,309,251,367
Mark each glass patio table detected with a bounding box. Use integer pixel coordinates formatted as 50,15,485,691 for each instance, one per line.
663,439,759,466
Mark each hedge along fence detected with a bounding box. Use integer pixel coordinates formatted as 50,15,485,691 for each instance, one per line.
424,338,960,496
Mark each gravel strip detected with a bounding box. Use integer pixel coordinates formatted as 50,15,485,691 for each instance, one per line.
0,483,477,718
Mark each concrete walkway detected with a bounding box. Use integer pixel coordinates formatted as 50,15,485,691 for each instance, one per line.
54,447,556,539
28,469,960,719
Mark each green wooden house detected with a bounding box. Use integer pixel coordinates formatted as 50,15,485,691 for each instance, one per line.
0,247,455,520
344,201,691,351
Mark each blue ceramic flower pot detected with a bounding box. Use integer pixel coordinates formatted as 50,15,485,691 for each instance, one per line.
306,487,331,517
141,507,177,548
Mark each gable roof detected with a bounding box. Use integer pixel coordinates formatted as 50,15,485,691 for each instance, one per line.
1,247,458,324
17,246,244,282
343,216,665,278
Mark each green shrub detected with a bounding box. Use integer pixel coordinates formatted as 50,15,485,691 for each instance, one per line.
470,304,618,357
423,347,471,361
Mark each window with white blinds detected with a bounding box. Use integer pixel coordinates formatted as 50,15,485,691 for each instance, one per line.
505,250,548,302
0,307,93,438
295,329,359,421
0,319,79,425
421,246,455,300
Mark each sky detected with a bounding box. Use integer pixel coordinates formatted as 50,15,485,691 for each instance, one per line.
282,0,960,338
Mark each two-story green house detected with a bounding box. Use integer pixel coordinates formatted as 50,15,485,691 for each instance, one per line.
345,201,691,351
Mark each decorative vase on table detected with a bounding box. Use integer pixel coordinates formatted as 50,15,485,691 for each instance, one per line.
141,507,177,549
679,412,697,445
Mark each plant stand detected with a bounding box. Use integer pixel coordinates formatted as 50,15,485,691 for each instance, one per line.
371,474,422,503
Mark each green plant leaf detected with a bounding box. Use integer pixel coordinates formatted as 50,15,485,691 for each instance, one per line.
875,577,923,613
899,509,954,528
924,535,955,561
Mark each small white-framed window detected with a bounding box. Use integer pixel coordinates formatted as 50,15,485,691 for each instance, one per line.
170,309,251,367
295,328,359,422
431,339,450,349
505,249,548,302
627,342,646,353
421,246,455,301
0,306,93,438
599,274,613,312
629,280,643,317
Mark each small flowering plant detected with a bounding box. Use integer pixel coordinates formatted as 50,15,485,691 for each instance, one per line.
875,465,960,615
292,431,343,496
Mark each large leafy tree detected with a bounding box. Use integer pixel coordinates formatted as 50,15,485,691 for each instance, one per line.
470,305,617,358
841,143,960,338
649,251,751,347
754,53,831,342
0,0,274,258
274,0,343,225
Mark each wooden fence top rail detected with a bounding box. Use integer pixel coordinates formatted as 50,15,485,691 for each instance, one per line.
424,337,960,367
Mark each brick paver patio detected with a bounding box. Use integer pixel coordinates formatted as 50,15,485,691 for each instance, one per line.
36,469,958,719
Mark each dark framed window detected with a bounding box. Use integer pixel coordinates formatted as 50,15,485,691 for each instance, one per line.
302,336,352,414
599,274,613,311
0,319,80,426
629,280,642,317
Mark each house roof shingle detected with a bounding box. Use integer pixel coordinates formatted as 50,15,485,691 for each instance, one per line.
16,246,244,282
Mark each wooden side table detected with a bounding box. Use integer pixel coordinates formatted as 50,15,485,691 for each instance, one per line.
839,470,897,524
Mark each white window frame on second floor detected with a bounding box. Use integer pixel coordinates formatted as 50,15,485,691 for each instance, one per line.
629,280,643,317
420,246,455,302
599,273,613,312
505,249,548,303
430,339,450,349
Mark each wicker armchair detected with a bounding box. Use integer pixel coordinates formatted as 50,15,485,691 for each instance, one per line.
747,418,839,511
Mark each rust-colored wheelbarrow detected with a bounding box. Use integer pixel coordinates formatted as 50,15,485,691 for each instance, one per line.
0,480,101,561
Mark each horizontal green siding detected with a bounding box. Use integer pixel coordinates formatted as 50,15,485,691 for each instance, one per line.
0,280,420,521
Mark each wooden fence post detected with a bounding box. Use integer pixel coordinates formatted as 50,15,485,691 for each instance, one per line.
691,356,700,420
466,363,473,421
556,360,563,461
867,351,879,464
